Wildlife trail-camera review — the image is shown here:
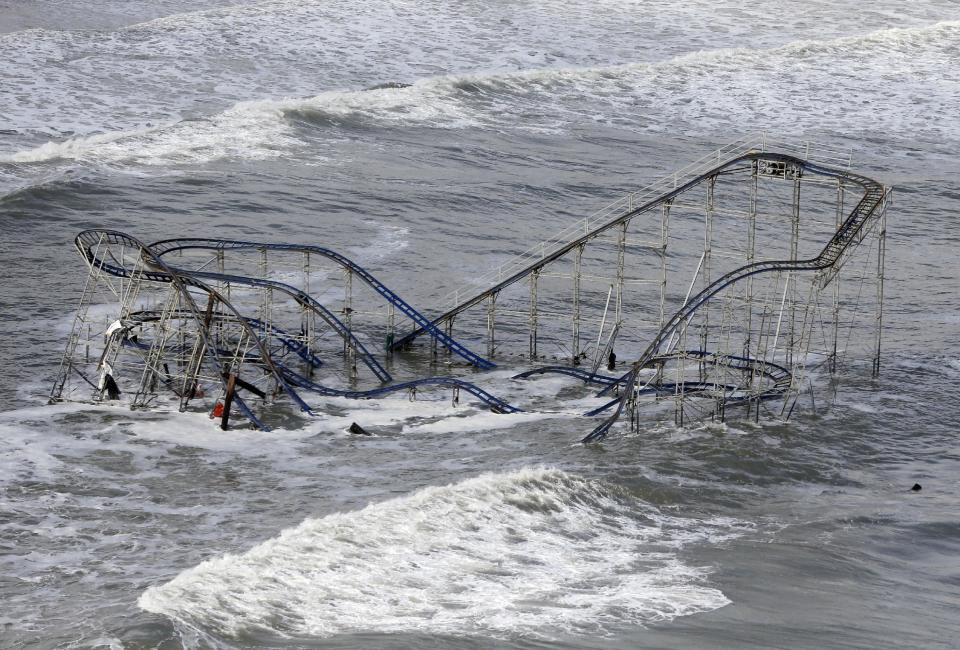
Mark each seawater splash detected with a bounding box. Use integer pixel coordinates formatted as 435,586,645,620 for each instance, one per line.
139,467,746,639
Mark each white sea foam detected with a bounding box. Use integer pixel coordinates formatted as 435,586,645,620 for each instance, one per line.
0,82,475,166
4,19,958,172
348,222,410,265
0,413,69,485
139,467,744,639
4,101,300,166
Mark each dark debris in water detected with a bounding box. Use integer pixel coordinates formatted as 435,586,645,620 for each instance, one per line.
348,422,371,436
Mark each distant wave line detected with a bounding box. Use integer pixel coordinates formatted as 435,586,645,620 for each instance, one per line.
3,19,957,167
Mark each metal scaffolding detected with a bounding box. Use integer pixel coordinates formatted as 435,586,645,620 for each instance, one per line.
50,134,890,440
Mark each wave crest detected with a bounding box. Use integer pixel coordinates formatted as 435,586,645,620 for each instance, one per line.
6,19,958,171
139,467,745,639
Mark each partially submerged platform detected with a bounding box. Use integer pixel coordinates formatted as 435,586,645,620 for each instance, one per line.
50,135,890,441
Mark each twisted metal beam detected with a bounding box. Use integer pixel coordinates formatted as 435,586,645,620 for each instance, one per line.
150,238,494,369
70,230,312,428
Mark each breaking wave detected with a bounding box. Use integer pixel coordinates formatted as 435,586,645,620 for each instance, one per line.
5,20,958,169
2,103,299,166
139,467,746,639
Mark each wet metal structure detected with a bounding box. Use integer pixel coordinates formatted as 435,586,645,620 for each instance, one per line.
50,135,890,440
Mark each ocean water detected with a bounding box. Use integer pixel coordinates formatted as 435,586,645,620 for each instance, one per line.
2,1,960,647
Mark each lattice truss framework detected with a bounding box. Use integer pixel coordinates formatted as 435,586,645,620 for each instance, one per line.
50,136,889,438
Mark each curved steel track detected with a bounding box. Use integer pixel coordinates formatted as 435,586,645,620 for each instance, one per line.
69,230,313,428
388,151,885,441
60,231,517,428
150,238,494,369
54,146,886,437
582,157,887,441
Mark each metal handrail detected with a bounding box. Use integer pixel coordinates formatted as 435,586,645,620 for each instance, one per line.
395,134,853,349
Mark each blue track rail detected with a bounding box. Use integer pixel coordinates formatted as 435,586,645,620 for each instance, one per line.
593,350,792,398
391,153,884,356
515,351,793,417
274,362,520,413
582,351,793,416
512,366,622,386
66,149,884,437
126,310,325,369
69,231,516,429
150,238,495,370
582,156,887,442
73,230,313,423
183,267,392,384
244,317,324,369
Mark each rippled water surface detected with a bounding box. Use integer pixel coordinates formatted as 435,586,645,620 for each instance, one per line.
2,1,959,648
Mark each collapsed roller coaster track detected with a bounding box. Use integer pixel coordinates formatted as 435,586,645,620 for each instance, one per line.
50,133,889,440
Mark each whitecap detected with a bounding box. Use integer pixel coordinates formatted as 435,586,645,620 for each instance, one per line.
6,19,960,171
139,467,744,639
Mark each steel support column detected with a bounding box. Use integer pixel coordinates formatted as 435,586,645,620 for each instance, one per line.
529,268,540,359
572,245,584,362
873,192,888,377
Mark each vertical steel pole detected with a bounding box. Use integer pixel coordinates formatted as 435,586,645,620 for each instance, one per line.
258,247,274,362
830,180,844,373
259,246,268,320
660,201,671,330
387,303,396,358
616,221,628,325
873,191,888,377
572,245,584,362
217,249,226,299
701,176,715,375
444,317,454,359
302,251,310,359
529,268,540,359
676,322,688,426
788,167,801,365
745,161,758,360
343,268,353,355
486,292,497,358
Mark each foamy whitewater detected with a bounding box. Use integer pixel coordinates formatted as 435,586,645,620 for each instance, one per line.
139,468,743,638
2,0,960,648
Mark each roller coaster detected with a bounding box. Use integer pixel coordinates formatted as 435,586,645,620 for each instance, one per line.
49,134,890,440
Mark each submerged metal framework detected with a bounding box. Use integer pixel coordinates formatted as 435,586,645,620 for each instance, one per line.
50,135,890,440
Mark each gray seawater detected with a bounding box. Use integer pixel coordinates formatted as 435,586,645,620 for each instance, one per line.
2,1,959,647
